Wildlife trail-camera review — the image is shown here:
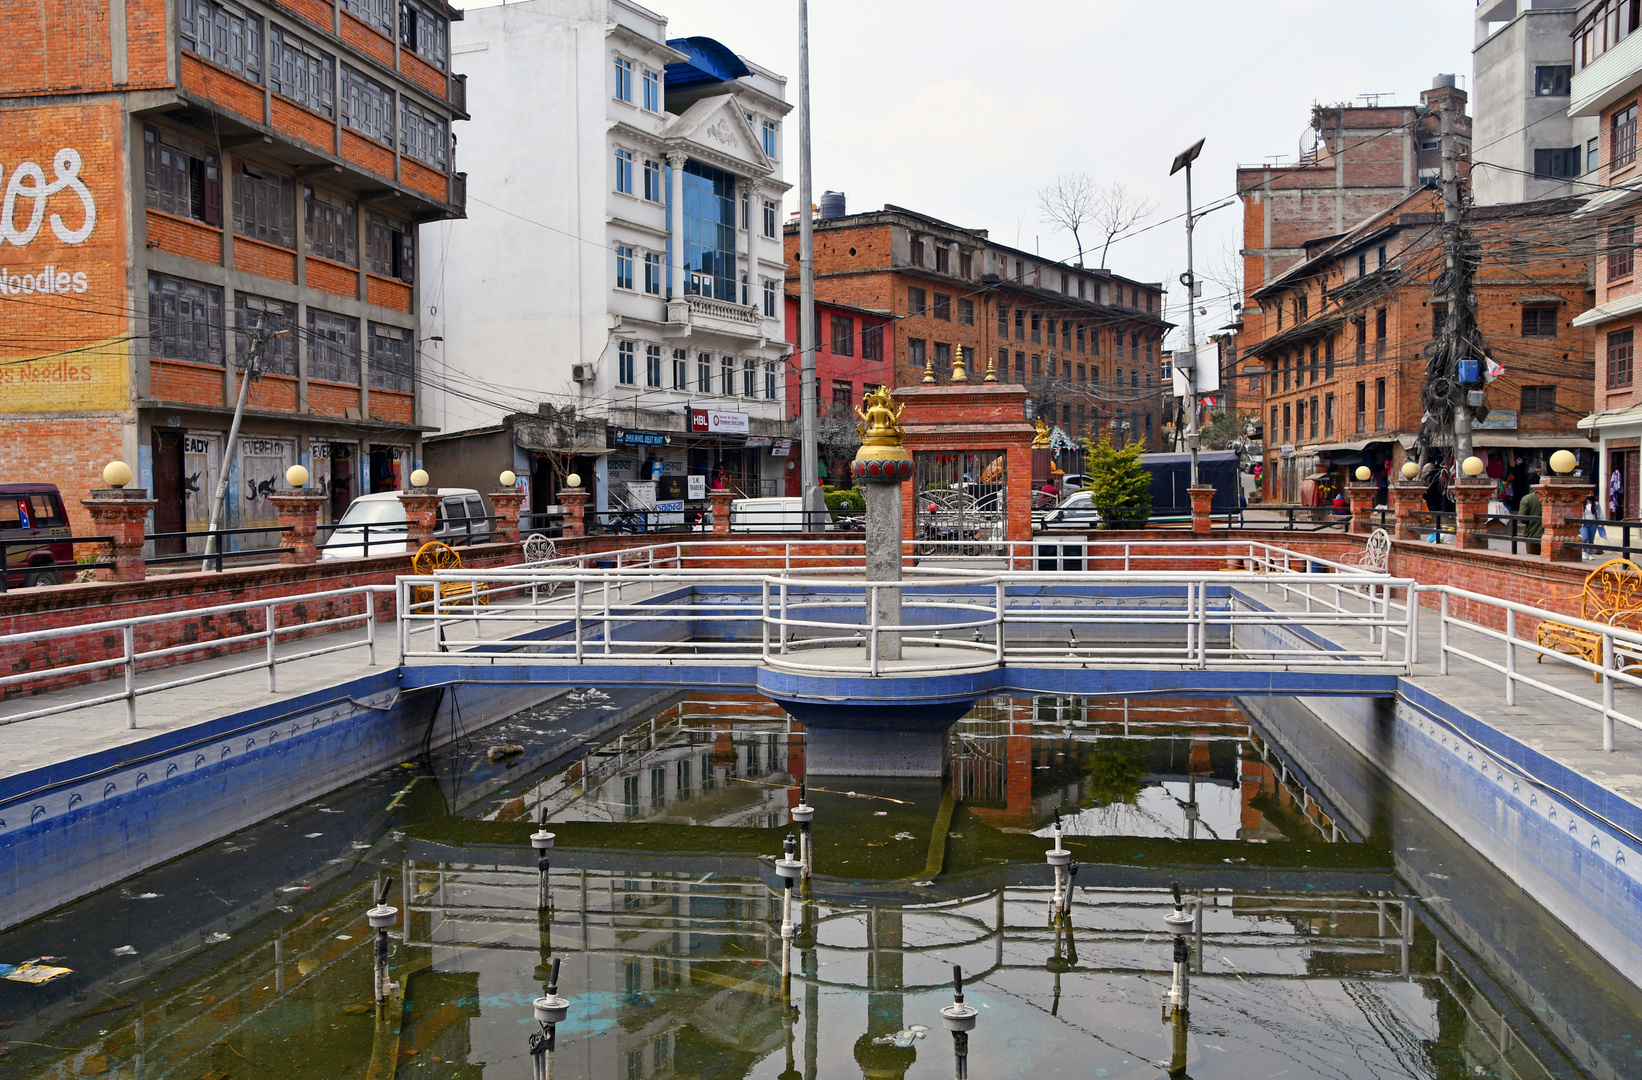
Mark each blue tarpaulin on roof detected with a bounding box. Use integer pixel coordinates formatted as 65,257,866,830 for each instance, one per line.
665,37,751,93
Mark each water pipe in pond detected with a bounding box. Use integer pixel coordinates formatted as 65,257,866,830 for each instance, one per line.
790,782,814,880
367,878,397,1005
1163,882,1194,1016
776,833,802,937
940,964,978,1080
532,808,556,911
1046,809,1073,923
531,956,569,1080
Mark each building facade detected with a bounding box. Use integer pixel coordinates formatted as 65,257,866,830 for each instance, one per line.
0,0,466,541
781,293,894,493
1250,189,1593,505
785,204,1171,455
1473,0,1598,206
419,0,792,518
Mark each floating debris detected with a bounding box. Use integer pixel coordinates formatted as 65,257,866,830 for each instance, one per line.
873,811,889,817
133,892,160,900
872,1025,929,1048
304,833,324,839
2,959,73,984
486,744,525,762
892,832,916,841
335,935,353,941
280,886,311,893
112,945,138,957
911,880,935,887
204,933,231,944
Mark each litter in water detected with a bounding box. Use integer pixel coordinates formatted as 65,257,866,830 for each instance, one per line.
1,959,74,984
204,932,231,944
892,831,916,841
304,833,324,839
872,1025,929,1048
112,945,137,957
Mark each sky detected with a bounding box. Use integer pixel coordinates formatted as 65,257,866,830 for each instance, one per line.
457,0,1478,350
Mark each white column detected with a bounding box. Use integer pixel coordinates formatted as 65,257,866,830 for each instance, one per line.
732,177,745,305
667,152,687,298
743,180,757,310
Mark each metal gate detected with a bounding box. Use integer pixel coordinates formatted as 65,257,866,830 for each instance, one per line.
912,449,1007,555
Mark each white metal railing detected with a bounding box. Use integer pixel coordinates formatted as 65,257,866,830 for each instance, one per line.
0,585,392,729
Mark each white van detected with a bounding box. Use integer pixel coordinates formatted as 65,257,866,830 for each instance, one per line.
729,496,808,532
320,488,492,558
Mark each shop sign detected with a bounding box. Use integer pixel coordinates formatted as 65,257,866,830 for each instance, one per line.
687,474,706,500
771,439,792,457
746,436,772,448
690,409,749,435
1280,444,1296,458
1474,409,1518,430
616,430,668,446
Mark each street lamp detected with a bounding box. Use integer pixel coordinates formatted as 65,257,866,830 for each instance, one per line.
1171,137,1205,488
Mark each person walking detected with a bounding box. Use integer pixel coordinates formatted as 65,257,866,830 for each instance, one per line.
1582,493,1607,560
1519,477,1543,556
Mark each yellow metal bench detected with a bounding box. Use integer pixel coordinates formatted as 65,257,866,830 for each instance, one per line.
411,540,489,611
1534,558,1642,679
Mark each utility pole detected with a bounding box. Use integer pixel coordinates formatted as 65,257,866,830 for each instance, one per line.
202,318,284,569
796,0,821,523
1440,96,1473,464
1171,138,1205,487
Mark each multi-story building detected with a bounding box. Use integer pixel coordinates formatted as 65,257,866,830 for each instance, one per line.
419,0,792,518
1570,0,1642,516
1249,188,1593,504
1473,0,1599,205
785,204,1172,455
782,293,895,493
0,0,467,541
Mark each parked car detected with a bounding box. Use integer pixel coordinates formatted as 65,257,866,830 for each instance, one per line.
319,489,492,559
1,483,75,587
730,496,808,532
1040,490,1103,530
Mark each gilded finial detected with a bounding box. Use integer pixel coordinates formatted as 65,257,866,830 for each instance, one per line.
1031,416,1051,448
855,384,907,449
984,354,997,383
922,351,936,384
951,346,968,383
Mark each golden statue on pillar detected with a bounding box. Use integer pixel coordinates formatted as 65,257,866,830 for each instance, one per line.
853,385,912,477
1032,416,1051,448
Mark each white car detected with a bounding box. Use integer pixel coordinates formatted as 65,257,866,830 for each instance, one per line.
320,489,492,558
1040,490,1103,529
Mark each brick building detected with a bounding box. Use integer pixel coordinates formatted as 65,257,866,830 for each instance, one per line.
1570,0,1642,517
0,0,466,543
1248,187,1593,505
781,293,894,492
785,204,1171,457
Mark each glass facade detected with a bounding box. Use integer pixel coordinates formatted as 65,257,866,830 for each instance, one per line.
681,160,736,302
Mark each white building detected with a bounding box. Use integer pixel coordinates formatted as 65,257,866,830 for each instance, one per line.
420,0,792,516
1473,0,1598,205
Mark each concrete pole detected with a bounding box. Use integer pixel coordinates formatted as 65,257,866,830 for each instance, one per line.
1184,160,1200,488
864,482,902,660
1441,98,1472,463
797,0,822,524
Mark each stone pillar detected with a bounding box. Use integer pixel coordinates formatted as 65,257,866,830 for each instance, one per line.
268,491,326,565
710,489,734,535
1535,476,1592,563
490,488,525,545
559,488,588,539
1346,482,1378,535
1450,480,1494,550
667,151,687,299
81,489,156,582
1389,480,1429,541
400,489,442,548
1188,485,1214,534
863,481,903,661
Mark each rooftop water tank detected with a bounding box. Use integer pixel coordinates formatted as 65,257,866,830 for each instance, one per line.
819,191,846,219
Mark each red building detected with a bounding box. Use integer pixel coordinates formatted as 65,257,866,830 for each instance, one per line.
782,292,894,493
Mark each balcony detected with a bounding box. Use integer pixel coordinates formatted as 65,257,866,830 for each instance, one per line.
449,172,467,218
1572,30,1642,118
449,72,467,116
665,294,764,340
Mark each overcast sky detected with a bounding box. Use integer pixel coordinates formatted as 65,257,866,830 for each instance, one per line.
459,0,1478,348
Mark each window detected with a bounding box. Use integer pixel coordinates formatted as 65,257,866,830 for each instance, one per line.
368,323,411,392
1612,218,1636,279
672,348,688,390
907,338,926,369
1308,343,1319,382
1590,137,1602,174
341,0,392,33
765,361,777,399
614,56,632,102
614,245,634,290
1354,315,1367,363
1432,303,1448,339
1535,65,1572,96
644,252,662,295
743,358,756,397
907,287,926,316
933,293,951,321
910,239,925,267
1033,354,1043,377
831,315,854,356
1377,245,1387,267
1076,363,1086,382
615,148,634,195
862,324,883,362
1115,331,1125,361
1534,147,1581,178
1283,403,1291,442
180,0,262,82
721,355,734,395
957,298,974,325
1615,103,1638,169
934,342,951,371
1521,385,1557,413
1014,351,1025,381
143,126,220,225
1375,308,1387,359
646,343,662,388
307,309,360,384
1355,381,1366,433
1324,393,1335,438
399,0,447,67
643,159,663,201
1060,271,1069,294
1092,328,1101,356
1357,253,1367,278
399,99,448,168
959,251,972,278
1309,396,1318,439
935,247,949,273
341,66,394,146
366,211,414,282
304,185,356,265
832,380,852,409
269,27,334,117
1374,377,1386,429
230,160,295,249
1031,313,1042,344
762,199,777,238
763,278,777,317
234,293,296,375
998,306,1010,337
697,353,711,393
617,341,635,385
1609,328,1635,388
1014,309,1025,341
762,119,778,159
642,68,660,111
1324,338,1335,380
1271,406,1279,443
1521,307,1558,337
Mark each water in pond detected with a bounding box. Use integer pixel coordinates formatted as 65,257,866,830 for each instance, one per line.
3,691,1640,1079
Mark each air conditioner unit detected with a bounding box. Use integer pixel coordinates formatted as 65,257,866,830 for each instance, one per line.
571,363,595,384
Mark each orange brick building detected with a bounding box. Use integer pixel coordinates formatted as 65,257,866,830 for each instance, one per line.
785,204,1171,458
1248,188,1593,505
0,0,466,542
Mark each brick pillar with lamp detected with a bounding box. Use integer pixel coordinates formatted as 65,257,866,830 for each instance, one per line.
1536,450,1593,563
490,470,525,546
269,465,325,565
81,461,154,582
400,469,441,549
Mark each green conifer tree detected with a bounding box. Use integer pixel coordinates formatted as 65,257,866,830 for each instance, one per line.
1082,435,1151,529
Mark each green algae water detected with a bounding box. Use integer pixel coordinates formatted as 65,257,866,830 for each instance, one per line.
3,691,1640,1079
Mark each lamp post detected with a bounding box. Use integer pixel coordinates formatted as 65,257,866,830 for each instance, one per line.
1170,138,1205,488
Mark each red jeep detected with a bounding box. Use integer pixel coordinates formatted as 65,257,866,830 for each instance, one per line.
2,483,76,587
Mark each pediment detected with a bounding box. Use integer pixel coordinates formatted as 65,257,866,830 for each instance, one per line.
662,95,771,175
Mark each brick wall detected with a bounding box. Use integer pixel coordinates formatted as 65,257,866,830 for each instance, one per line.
367,274,413,313
180,53,263,124
283,0,336,33
151,359,226,408
247,371,298,412
371,389,413,424
305,255,357,299
400,51,446,98
310,379,361,418
341,12,393,65
0,415,124,539
401,158,447,203
233,236,297,283
271,97,336,155
342,129,394,179
146,211,223,265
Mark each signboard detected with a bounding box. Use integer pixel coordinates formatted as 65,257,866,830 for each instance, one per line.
626,481,656,510
772,439,792,457
1280,443,1296,458
237,437,295,530
0,101,129,413
1474,409,1519,430
617,430,668,447
183,433,221,537
745,436,773,449
690,409,750,435
687,474,706,500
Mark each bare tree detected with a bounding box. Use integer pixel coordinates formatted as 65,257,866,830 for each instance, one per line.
1037,173,1100,263
1092,182,1155,268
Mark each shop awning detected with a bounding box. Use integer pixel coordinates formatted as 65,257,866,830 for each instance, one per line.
1308,439,1393,453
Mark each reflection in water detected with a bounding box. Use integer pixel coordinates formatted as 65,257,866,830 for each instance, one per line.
1,692,1637,1080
